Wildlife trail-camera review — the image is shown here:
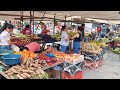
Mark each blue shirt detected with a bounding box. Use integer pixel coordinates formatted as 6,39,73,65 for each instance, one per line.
101,26,107,35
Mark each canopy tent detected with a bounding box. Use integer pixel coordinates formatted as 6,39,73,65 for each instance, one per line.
0,11,120,24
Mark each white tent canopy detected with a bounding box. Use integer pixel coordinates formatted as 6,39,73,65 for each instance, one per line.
0,11,120,24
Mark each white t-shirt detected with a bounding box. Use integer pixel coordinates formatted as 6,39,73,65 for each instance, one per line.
60,31,69,46
0,30,11,45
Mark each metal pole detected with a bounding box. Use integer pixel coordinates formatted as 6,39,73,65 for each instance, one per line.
30,11,32,40
53,15,55,34
65,15,66,25
33,11,35,41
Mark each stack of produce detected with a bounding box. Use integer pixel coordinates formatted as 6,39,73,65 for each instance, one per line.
82,42,102,54
110,48,120,54
51,34,60,40
52,51,84,64
11,37,31,46
3,64,48,79
113,37,120,42
38,54,62,66
92,40,108,47
68,32,76,37
14,50,37,60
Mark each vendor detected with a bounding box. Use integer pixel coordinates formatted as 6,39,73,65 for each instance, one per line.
22,42,41,53
60,26,69,53
21,25,32,35
41,30,56,43
71,28,82,54
0,24,14,50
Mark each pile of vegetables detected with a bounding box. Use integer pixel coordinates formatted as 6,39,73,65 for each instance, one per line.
113,38,120,42
110,48,120,54
51,34,60,40
68,32,76,37
82,42,102,54
4,64,48,79
14,50,37,60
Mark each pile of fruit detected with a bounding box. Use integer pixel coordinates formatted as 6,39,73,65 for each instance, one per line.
91,40,108,47
3,64,48,79
14,50,37,60
82,42,102,54
51,34,60,40
111,48,120,54
38,54,62,67
52,51,84,64
11,37,31,46
68,32,76,37
113,37,120,42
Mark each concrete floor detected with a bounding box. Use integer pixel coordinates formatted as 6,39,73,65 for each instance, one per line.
83,51,120,79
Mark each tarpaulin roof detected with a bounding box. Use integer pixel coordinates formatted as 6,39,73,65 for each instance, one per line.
0,11,120,24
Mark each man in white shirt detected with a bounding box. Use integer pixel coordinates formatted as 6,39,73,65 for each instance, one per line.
60,26,69,52
0,24,14,50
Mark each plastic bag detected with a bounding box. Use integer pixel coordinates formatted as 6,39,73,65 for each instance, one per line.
11,44,20,52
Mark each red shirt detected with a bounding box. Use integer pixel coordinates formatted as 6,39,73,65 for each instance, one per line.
21,28,27,34
25,42,40,53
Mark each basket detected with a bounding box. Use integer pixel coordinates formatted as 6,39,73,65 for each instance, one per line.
0,50,13,61
2,54,21,65
61,71,82,79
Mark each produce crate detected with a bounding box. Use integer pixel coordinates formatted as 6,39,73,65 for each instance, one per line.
0,50,13,61
2,54,21,65
61,71,82,79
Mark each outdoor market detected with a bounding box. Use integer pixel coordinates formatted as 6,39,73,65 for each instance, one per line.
0,11,120,79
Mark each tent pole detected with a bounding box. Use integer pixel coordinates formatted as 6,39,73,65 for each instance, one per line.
53,15,55,34
30,11,32,40
65,15,66,25
33,11,35,41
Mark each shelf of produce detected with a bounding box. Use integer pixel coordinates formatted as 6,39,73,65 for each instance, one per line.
42,60,64,70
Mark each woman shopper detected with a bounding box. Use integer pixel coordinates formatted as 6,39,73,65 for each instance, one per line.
71,28,82,54
60,26,69,53
0,24,14,50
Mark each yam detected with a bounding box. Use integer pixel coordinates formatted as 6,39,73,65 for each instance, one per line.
7,72,14,76
13,65,21,70
16,74,24,79
9,76,14,79
32,64,38,68
4,70,12,74
36,70,40,75
22,73,31,78
38,69,45,74
21,70,34,74
10,68,18,73
20,74,27,79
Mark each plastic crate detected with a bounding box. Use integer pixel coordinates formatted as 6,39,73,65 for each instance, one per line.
2,54,21,65
61,71,82,79
0,50,13,61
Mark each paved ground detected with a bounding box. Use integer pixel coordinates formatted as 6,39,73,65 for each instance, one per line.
83,51,120,79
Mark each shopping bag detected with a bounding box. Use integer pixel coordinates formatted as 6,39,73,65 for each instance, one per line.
11,44,20,52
